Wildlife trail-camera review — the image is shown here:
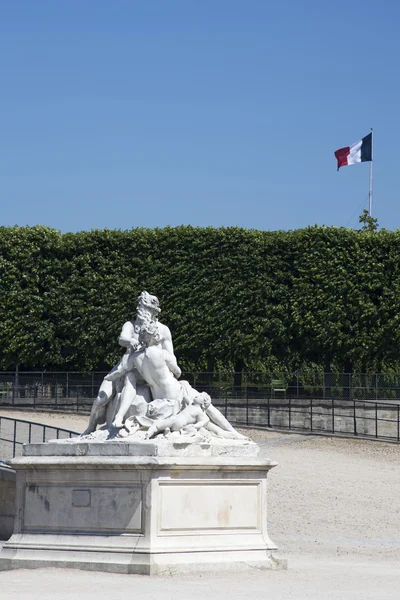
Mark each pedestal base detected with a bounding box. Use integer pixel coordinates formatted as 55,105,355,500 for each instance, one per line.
0,444,286,574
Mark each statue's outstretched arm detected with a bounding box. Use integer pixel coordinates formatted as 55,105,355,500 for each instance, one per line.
119,321,135,348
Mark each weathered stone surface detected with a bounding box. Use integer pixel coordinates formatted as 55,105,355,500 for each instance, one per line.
0,291,286,573
0,466,15,540
23,437,259,458
0,452,285,574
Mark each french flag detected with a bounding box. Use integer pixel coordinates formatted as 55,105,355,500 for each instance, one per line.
334,132,372,170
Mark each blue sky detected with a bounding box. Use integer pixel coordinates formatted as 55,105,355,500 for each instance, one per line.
1,0,399,233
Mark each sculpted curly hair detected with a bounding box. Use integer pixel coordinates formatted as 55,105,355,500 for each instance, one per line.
139,321,161,345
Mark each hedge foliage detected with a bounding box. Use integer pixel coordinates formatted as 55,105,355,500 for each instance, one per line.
1,225,400,374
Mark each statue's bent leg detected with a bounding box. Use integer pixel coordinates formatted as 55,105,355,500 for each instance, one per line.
112,371,137,428
205,404,247,439
205,421,248,439
106,391,121,426
81,379,114,435
124,383,151,420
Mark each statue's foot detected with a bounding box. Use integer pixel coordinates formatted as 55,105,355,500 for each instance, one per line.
80,426,95,436
118,427,130,438
112,418,124,428
232,430,248,440
146,426,157,440
118,420,140,439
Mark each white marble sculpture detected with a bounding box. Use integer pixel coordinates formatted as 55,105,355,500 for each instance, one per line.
82,291,178,435
0,291,284,575
82,291,245,443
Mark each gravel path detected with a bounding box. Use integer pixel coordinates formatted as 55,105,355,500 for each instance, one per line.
1,409,400,599
0,409,82,461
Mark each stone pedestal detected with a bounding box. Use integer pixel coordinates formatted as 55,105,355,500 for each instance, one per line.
0,440,286,574
0,466,15,540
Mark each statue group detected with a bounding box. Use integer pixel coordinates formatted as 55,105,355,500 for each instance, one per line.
82,291,245,442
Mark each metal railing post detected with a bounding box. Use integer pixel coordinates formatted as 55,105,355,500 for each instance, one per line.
310,397,313,432
375,403,378,438
0,415,79,460
353,399,357,435
15,364,19,401
13,420,17,457
398,405,400,442
332,397,335,433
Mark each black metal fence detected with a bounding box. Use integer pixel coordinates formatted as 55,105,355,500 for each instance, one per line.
0,371,104,411
0,416,79,460
212,397,400,443
3,370,400,407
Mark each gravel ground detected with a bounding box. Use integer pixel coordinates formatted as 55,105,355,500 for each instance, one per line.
0,409,82,461
0,408,84,434
1,409,400,599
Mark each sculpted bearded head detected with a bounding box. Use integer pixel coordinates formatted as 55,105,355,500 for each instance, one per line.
137,291,161,316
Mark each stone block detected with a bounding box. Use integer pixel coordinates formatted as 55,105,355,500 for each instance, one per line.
0,444,285,574
0,466,15,540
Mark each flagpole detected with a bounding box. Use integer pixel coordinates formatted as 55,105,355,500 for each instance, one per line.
369,128,373,217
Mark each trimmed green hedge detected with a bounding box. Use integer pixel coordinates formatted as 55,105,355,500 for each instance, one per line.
1,225,399,373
